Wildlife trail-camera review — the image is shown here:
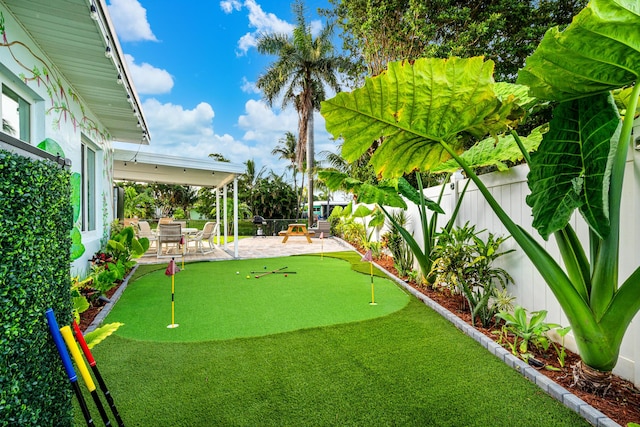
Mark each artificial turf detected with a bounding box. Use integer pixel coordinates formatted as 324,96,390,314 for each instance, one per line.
74,253,589,426
105,254,410,342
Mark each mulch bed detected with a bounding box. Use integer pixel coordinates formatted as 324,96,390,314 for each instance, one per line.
79,254,640,426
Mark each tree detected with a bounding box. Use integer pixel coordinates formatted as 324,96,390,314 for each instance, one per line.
272,131,301,217
149,184,197,219
256,0,347,227
252,172,298,219
122,185,154,219
238,159,266,214
208,153,230,162
324,0,587,82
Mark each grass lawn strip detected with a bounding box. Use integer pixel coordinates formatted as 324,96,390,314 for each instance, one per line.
81,297,587,426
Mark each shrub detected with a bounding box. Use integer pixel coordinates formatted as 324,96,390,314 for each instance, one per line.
0,150,74,425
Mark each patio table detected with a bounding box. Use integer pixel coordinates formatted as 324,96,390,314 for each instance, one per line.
278,223,315,243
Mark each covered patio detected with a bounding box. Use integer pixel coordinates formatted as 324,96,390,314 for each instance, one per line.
113,149,245,257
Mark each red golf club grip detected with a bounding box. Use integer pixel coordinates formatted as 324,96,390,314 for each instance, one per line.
72,320,96,367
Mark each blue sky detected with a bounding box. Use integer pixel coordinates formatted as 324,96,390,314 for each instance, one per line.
109,0,339,179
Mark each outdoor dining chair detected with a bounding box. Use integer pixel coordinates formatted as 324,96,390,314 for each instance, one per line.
137,221,158,252
157,223,182,257
189,221,219,254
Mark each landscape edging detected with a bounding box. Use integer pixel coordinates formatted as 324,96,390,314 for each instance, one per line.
85,264,139,334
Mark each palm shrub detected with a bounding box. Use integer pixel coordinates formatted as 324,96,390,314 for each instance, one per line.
382,210,414,278
430,223,514,327
322,0,640,392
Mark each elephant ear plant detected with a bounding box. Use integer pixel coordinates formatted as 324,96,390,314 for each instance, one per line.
321,0,640,394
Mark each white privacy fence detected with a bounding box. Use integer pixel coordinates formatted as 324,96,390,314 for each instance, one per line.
371,127,640,386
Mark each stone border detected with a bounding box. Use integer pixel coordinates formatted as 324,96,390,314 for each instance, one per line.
375,264,620,427
85,264,139,334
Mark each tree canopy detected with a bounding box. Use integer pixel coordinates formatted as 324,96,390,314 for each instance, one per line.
323,0,588,82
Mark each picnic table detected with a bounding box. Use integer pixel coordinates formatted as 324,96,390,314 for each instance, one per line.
279,223,314,243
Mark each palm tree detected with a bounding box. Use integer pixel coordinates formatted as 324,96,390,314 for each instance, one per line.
256,0,346,227
272,131,301,217
239,159,266,213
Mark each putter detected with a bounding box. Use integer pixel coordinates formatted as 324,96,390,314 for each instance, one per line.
254,266,288,278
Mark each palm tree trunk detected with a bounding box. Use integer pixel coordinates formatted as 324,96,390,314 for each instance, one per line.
306,112,314,228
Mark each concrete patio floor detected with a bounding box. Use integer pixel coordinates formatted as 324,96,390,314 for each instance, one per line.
137,235,353,264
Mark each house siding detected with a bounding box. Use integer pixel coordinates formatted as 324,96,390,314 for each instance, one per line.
0,4,115,276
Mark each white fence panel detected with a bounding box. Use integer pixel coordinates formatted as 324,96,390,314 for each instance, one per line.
418,148,640,386
357,123,640,385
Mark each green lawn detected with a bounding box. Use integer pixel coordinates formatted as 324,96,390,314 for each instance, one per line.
106,255,409,342
75,254,588,426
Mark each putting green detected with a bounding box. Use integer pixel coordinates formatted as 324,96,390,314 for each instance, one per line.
105,255,410,342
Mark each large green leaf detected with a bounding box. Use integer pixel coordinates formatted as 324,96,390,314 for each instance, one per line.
36,137,65,157
321,57,522,179
517,0,640,101
84,322,124,349
397,177,444,214
432,125,546,173
317,170,407,208
70,226,85,260
525,93,621,240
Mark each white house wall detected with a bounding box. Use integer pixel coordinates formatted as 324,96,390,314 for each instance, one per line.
0,5,115,276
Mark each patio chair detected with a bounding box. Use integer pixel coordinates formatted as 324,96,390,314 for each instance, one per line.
157,223,182,257
189,221,219,254
137,221,158,252
172,220,187,229
158,217,173,225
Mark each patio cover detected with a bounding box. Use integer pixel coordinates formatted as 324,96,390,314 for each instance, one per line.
113,149,245,257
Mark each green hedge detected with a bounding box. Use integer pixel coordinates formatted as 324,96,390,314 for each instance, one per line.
0,150,74,425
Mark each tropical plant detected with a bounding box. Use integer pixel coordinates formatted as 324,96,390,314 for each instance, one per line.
122,185,154,219
430,223,514,327
381,209,414,278
208,153,230,162
105,226,149,269
256,0,348,227
496,306,561,361
321,0,640,392
320,169,467,282
272,131,301,217
238,159,266,211
251,172,298,219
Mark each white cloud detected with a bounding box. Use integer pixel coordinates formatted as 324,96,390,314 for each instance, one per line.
116,97,337,180
220,0,241,13
108,0,157,42
225,0,294,55
240,77,260,94
238,99,298,139
125,54,173,95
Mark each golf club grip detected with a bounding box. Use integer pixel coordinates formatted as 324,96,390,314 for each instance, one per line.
72,320,96,366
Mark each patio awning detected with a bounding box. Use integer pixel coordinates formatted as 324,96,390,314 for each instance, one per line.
113,149,244,188
113,149,245,258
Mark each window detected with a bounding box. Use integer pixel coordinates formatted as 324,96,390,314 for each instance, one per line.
81,140,96,231
2,85,30,142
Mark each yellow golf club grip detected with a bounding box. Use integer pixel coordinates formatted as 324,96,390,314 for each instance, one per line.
60,326,96,392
